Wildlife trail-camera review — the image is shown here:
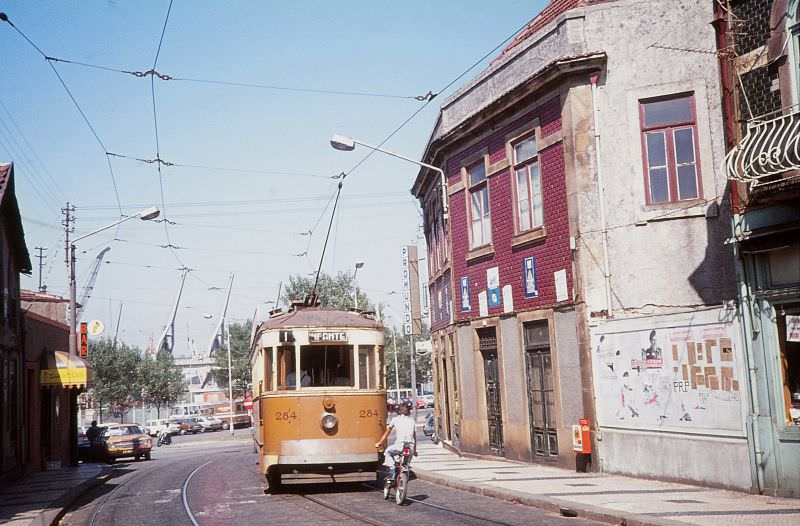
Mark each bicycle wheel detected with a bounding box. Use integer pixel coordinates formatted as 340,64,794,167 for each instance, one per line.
395,472,408,505
383,477,391,500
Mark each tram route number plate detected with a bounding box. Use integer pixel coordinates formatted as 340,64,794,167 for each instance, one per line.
309,331,348,344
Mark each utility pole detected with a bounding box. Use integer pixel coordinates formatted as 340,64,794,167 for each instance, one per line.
62,203,76,355
34,246,47,292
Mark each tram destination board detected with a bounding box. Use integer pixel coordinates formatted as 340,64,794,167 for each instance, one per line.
308,331,348,344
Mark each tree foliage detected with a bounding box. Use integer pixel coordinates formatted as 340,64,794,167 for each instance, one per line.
282,271,371,311
141,350,185,418
88,338,185,421
212,320,253,397
384,324,433,394
89,339,143,422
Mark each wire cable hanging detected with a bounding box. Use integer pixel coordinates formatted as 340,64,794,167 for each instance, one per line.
1,12,124,215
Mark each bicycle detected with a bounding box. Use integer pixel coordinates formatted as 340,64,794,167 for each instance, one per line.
382,441,413,504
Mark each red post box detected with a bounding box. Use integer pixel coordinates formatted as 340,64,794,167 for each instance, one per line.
572,417,591,454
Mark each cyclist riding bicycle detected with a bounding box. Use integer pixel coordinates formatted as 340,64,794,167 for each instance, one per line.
375,400,417,477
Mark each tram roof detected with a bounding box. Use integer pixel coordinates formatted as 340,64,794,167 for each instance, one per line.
258,308,383,331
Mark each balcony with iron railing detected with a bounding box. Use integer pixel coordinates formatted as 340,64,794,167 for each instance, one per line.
725,108,800,193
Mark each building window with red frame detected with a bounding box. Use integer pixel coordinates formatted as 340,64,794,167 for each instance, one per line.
467,160,491,248
512,133,543,232
640,94,702,204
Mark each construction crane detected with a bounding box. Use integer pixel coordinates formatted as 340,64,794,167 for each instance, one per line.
76,247,111,321
206,273,234,358
156,269,188,355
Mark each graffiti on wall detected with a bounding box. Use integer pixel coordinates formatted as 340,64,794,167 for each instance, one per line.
592,322,744,433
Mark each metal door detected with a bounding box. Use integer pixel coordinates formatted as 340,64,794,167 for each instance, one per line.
478,328,504,456
524,321,558,458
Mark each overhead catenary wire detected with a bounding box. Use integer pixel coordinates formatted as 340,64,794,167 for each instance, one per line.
0,99,68,201
0,12,124,216
302,15,536,271
105,152,330,179
40,56,433,101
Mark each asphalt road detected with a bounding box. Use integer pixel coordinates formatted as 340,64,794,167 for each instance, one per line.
61,424,604,526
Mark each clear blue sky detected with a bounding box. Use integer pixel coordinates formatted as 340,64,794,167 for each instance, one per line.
1,0,544,354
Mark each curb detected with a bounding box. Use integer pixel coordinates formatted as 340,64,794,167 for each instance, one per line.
29,466,114,526
412,467,687,526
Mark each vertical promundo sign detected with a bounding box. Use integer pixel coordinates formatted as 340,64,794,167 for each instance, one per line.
401,245,422,335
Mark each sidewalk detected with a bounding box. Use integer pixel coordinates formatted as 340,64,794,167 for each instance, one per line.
412,441,800,526
0,464,110,526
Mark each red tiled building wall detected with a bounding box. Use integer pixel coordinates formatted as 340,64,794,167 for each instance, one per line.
445,96,573,321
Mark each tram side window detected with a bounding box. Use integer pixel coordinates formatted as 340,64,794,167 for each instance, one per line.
277,346,296,390
299,345,354,387
264,347,273,391
358,345,375,390
377,345,385,389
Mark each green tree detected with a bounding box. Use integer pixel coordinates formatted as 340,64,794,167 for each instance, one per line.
212,320,253,397
141,350,185,418
384,323,432,395
282,271,371,311
88,338,144,422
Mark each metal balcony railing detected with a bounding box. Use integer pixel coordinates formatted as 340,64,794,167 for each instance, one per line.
725,110,800,186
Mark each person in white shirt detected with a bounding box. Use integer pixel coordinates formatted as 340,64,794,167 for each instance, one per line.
375,400,417,475
157,421,172,445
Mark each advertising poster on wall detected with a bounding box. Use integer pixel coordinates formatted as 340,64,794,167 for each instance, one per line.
460,277,471,312
523,256,538,298
487,267,501,308
592,321,744,434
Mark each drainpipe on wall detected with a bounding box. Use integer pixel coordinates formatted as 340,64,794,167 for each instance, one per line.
589,74,613,317
733,235,767,494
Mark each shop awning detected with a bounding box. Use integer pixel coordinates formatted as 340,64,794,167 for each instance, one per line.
40,351,92,388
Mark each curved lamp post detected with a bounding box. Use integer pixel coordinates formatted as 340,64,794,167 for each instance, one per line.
329,134,448,221
69,207,160,356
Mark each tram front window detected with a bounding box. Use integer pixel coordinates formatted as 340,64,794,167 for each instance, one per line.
299,345,354,387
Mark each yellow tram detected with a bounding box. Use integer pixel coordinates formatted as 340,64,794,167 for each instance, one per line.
250,302,387,490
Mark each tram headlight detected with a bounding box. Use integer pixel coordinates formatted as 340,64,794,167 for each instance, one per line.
321,413,338,432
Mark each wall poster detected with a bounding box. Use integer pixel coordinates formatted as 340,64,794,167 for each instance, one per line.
523,256,538,298
460,277,471,313
592,321,744,433
487,267,501,308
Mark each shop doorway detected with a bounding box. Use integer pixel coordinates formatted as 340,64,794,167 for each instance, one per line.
478,328,504,456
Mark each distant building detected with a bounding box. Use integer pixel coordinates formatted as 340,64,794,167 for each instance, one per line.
0,163,32,479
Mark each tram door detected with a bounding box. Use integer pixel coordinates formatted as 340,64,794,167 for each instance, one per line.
478,328,504,456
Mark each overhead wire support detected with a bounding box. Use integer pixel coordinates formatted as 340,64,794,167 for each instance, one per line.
37,54,430,101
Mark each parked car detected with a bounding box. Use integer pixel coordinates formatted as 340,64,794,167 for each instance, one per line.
416,397,427,409
100,424,152,462
196,416,224,432
423,413,435,437
420,394,435,408
171,417,203,435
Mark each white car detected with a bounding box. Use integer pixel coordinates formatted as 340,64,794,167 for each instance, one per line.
145,419,180,436
196,416,224,432
421,394,435,408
